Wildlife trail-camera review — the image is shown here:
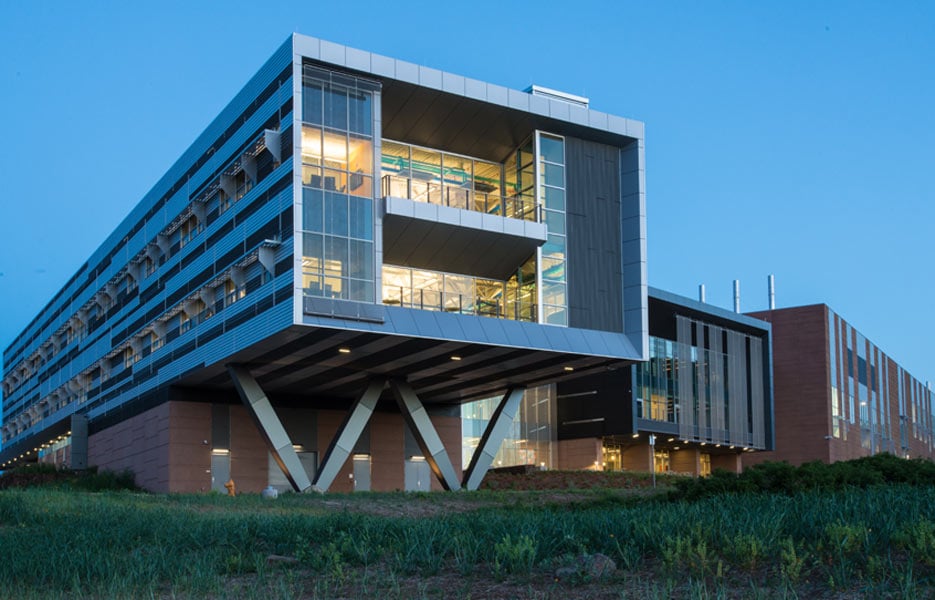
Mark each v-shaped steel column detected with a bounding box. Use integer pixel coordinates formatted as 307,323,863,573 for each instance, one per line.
462,387,525,491
312,378,385,493
389,379,462,491
228,364,312,492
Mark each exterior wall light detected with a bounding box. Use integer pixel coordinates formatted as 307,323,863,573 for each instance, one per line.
338,348,351,354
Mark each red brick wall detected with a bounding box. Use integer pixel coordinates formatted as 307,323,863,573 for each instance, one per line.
557,438,601,470
429,414,463,491
167,401,212,492
317,409,354,492
746,305,832,467
229,404,269,493
712,453,742,473
88,402,171,492
670,448,700,476
622,444,652,472
370,411,405,491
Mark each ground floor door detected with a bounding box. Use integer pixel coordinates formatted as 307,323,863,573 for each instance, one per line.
353,455,371,491
210,452,230,492
404,458,431,491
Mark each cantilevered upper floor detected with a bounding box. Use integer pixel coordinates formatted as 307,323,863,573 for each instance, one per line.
1,34,647,463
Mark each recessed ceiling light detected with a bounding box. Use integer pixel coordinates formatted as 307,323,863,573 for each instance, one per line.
631,433,639,438
450,355,462,361
338,347,351,354
563,366,574,372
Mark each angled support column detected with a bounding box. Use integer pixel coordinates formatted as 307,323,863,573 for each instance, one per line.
312,378,385,493
389,379,461,491
227,364,312,492
462,387,525,491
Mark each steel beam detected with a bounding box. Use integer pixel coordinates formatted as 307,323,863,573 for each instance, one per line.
312,378,385,493
389,379,461,491
462,387,524,491
227,364,312,492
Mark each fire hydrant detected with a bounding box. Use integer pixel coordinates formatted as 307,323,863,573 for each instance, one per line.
224,478,236,497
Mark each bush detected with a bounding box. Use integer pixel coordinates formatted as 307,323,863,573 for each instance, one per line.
670,453,935,501
0,464,139,492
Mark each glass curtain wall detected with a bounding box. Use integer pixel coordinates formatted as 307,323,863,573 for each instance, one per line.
300,65,379,302
461,385,555,469
380,140,537,221
382,265,535,322
636,320,766,448
536,133,568,326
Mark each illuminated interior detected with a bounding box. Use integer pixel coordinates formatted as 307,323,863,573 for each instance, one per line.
381,140,538,221
382,264,536,322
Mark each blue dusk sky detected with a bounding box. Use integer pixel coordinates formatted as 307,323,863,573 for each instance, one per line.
0,2,932,389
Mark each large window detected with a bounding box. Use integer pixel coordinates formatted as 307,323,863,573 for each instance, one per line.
382,264,534,322
301,66,378,303
536,133,567,326
461,386,554,469
380,140,538,221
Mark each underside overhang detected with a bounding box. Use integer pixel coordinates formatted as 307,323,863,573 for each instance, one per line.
179,318,636,406
382,196,546,280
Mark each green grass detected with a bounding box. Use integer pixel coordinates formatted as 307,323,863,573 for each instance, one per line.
3,483,935,598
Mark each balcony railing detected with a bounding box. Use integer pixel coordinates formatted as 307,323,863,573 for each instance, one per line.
382,286,536,322
382,175,539,222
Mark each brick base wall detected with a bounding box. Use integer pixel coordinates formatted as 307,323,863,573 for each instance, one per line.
557,438,602,470
88,402,172,492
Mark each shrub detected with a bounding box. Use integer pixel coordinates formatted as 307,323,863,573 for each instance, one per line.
669,454,935,501
0,464,139,492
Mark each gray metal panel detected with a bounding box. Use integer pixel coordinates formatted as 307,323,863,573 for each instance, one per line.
565,136,623,333
69,414,88,470
211,404,230,449
677,316,694,441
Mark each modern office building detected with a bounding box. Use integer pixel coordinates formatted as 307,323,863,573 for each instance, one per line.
744,304,935,466
0,34,648,492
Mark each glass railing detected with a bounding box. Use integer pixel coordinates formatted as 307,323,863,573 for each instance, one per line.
382,266,536,322
381,174,539,222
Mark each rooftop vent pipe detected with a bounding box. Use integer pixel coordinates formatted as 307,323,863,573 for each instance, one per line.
768,274,776,310
525,85,589,108
733,280,741,313
698,284,706,303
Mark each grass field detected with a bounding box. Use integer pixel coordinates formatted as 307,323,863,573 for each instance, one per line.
2,461,935,598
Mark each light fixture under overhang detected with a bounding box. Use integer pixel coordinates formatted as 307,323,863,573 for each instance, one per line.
338,347,351,354
450,355,462,361
563,366,574,372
